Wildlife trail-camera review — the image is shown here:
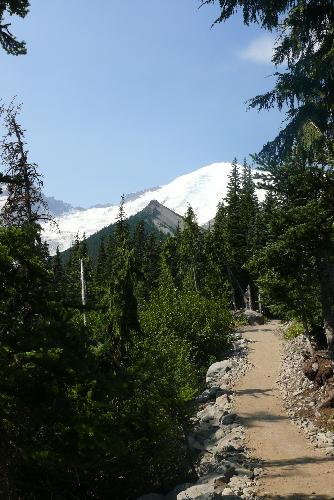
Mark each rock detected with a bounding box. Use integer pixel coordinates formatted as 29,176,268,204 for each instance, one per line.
197,405,221,426
197,386,224,404
227,475,252,495
234,467,254,479
213,428,228,441
222,496,242,499
243,309,264,325
220,413,238,425
206,361,233,385
176,482,219,499
215,394,231,412
213,470,236,491
166,483,197,500
253,467,262,477
221,489,242,498
215,434,244,454
194,421,214,439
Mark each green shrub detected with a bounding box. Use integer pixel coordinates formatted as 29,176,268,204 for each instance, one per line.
284,321,304,340
140,280,233,368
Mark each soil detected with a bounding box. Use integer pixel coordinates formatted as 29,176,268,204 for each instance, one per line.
235,321,334,499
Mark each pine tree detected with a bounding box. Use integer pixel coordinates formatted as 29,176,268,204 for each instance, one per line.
204,1,334,159
104,197,140,363
224,159,247,306
177,206,203,292
0,101,50,226
240,159,259,256
207,201,232,303
95,235,107,285
142,231,160,292
133,220,146,272
114,194,129,247
0,1,29,55
52,246,63,294
251,148,334,349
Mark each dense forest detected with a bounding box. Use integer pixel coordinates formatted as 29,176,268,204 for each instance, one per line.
0,0,334,498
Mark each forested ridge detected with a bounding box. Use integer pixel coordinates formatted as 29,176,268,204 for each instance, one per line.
0,0,334,498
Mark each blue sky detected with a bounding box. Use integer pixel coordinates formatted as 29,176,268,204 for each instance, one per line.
1,0,282,207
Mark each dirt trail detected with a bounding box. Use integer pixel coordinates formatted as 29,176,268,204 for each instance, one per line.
235,321,334,499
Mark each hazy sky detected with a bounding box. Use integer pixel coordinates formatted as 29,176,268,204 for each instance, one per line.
1,1,283,207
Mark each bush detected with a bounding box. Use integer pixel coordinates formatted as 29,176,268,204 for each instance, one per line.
140,281,233,368
116,330,199,497
284,321,304,340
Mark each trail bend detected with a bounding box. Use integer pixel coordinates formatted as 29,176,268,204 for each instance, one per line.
235,321,334,499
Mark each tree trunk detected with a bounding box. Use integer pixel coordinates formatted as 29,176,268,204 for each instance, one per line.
316,244,334,367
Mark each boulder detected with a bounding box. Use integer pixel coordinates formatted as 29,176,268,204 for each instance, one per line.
244,309,264,325
214,394,231,412
215,428,244,454
206,360,233,385
220,413,238,426
212,470,236,491
165,483,194,500
197,404,221,426
226,475,252,495
197,386,224,404
176,482,216,499
220,492,242,499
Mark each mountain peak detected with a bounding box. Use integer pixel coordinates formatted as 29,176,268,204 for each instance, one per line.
43,161,264,254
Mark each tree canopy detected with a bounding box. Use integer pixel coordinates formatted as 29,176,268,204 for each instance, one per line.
0,0,29,55
203,0,334,160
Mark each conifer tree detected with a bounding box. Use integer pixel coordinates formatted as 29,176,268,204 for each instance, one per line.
251,148,334,351
240,159,259,255
178,206,203,292
0,1,29,55
207,201,233,303
106,199,140,363
133,220,146,273
114,194,129,246
204,1,334,159
224,159,247,306
95,235,108,286
0,101,50,226
143,232,160,288
52,246,63,294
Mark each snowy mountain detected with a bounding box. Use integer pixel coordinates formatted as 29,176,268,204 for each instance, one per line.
42,162,264,254
0,187,83,218
61,200,184,261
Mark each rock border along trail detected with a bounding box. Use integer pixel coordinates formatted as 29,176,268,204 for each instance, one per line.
236,321,334,499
